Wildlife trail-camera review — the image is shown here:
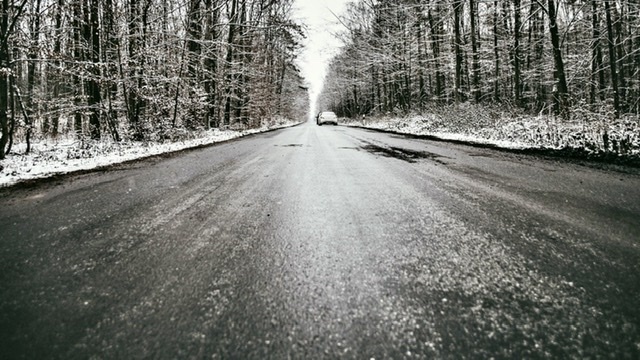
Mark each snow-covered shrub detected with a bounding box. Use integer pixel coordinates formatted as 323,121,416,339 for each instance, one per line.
351,102,640,158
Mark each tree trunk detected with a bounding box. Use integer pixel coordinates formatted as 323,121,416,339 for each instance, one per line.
402,20,411,111
547,0,569,116
453,0,464,103
469,0,480,102
25,0,42,153
186,0,202,79
0,38,7,159
613,3,627,111
0,0,28,158
72,0,83,135
493,0,500,102
634,0,640,113
224,0,238,126
104,0,120,141
204,0,220,128
6,73,15,153
87,0,101,139
50,0,64,138
416,18,425,110
128,0,143,139
0,0,7,159
533,2,546,110
590,0,605,104
513,0,522,107
428,7,443,101
604,0,620,117
235,0,247,124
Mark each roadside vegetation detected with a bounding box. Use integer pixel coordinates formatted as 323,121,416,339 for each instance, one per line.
320,0,640,159
0,0,308,161
342,103,640,159
0,119,300,187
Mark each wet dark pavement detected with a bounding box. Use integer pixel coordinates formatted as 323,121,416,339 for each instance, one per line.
1,122,639,358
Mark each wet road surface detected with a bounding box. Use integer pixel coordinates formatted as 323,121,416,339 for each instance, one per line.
1,122,640,358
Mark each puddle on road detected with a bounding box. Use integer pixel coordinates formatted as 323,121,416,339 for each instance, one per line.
360,143,450,165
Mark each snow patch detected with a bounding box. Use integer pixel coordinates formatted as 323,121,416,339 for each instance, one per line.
0,121,300,188
346,108,640,157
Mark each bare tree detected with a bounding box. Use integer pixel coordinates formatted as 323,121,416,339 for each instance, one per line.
469,0,480,102
1,0,28,159
604,0,620,117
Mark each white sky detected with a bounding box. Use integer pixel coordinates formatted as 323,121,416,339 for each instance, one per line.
293,0,351,117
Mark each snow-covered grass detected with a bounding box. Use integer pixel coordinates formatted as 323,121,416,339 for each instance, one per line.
344,103,640,159
0,119,301,188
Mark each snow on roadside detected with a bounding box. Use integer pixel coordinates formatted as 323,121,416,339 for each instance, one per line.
343,110,640,158
0,121,301,188
346,116,529,150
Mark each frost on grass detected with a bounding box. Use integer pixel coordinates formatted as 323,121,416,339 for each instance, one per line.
347,103,640,157
0,120,300,187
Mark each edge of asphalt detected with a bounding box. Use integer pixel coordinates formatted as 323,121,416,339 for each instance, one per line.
0,122,305,193
4,120,639,194
342,123,640,175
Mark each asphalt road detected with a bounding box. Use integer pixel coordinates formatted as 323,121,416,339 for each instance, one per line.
1,122,639,359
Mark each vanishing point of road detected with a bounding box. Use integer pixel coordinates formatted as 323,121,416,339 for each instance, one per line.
1,122,639,358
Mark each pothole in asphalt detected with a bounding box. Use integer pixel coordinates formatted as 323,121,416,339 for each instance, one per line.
360,143,450,164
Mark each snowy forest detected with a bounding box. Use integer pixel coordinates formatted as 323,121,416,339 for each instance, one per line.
0,0,308,160
2,0,640,170
320,0,640,155
322,0,640,116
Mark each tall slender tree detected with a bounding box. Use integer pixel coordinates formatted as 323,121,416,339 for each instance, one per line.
469,0,480,102
546,0,569,115
513,0,522,106
452,0,464,103
1,0,30,159
604,0,620,117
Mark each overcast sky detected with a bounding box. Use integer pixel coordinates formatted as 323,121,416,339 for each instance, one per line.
293,0,350,116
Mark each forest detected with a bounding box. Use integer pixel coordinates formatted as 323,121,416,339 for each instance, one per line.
0,0,308,160
319,0,640,154
2,0,640,164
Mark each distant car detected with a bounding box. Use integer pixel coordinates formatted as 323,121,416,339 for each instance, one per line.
316,111,338,126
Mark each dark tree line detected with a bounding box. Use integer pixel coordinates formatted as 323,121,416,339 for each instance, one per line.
0,0,308,159
320,0,640,121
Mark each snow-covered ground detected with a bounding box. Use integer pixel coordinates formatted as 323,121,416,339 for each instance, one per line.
343,106,640,160
3,108,639,188
0,120,301,188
